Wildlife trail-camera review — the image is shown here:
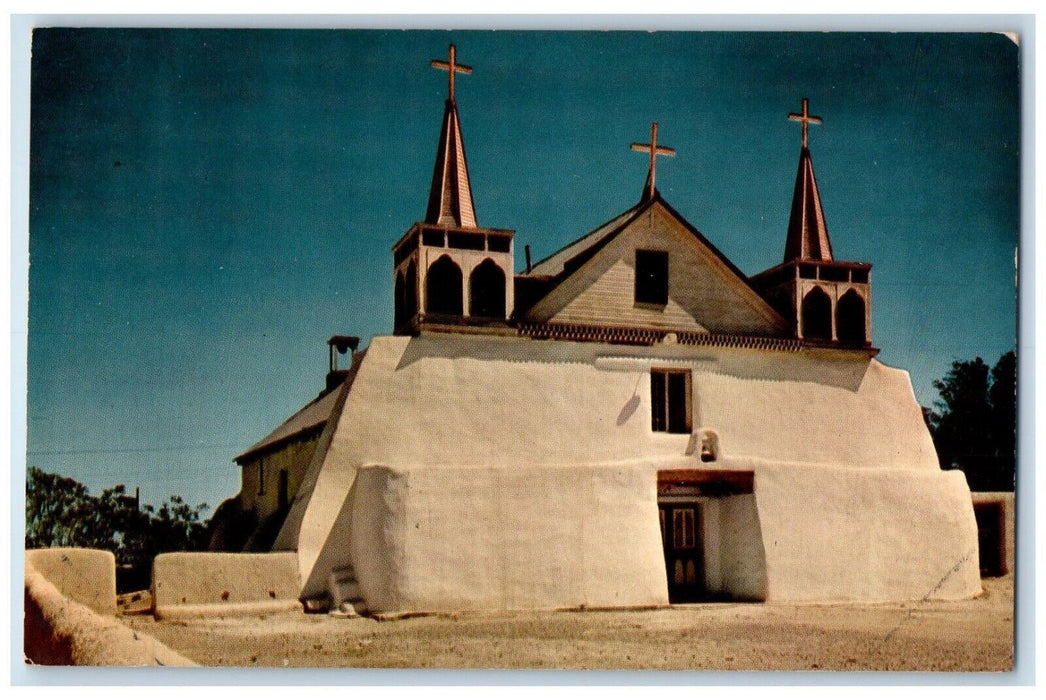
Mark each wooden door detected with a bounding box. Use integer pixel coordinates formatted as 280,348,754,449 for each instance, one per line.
660,503,705,602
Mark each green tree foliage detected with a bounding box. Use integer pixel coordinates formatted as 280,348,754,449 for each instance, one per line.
25,467,210,569
928,351,1016,492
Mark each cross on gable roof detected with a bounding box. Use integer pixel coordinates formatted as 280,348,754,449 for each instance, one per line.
630,122,676,202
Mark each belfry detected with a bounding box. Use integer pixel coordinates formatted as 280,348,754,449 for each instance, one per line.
392,45,515,333
752,98,872,347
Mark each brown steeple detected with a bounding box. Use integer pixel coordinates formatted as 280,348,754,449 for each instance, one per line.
783,98,833,262
425,45,478,228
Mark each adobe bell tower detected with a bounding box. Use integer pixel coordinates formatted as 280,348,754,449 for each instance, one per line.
391,44,515,335
751,98,872,348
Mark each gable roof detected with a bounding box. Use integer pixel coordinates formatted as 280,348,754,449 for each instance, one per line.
517,191,786,329
526,200,647,279
234,349,366,464
234,386,342,464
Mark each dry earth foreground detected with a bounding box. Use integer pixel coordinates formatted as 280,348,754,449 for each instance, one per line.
121,576,1014,671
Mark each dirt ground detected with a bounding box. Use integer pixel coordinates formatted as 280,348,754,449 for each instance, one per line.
124,576,1014,671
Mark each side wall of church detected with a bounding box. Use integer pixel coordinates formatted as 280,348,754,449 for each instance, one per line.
349,464,669,613
239,435,320,524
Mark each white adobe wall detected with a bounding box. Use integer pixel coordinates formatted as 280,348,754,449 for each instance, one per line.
288,333,957,602
753,464,981,601
717,494,767,600
349,464,668,613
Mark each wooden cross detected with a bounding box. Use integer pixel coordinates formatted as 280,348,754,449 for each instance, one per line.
631,122,676,199
788,97,822,149
431,44,473,102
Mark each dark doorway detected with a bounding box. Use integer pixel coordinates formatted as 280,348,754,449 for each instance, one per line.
801,286,832,341
974,502,1005,577
836,289,866,346
657,469,763,603
469,258,506,318
426,255,463,315
659,502,705,602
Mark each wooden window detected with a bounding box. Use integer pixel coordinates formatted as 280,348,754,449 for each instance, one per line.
651,368,691,433
257,459,265,496
634,249,669,305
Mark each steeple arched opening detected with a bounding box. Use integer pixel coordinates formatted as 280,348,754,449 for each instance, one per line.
405,260,418,320
836,289,866,346
394,272,407,328
801,286,832,342
426,255,463,316
469,258,506,319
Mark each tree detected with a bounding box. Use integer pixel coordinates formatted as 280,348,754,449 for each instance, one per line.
928,351,1016,492
25,467,210,571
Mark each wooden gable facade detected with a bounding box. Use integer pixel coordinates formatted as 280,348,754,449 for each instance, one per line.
519,195,791,339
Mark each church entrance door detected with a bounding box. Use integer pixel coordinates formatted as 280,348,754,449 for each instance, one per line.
659,501,705,602
657,469,758,603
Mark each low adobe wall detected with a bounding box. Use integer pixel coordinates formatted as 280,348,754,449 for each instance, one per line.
24,556,194,666
25,548,117,616
152,551,302,619
350,463,668,614
753,464,981,602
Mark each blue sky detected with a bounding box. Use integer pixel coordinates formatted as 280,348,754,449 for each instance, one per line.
25,29,1019,511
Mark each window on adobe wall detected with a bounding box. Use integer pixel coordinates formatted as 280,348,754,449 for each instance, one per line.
635,249,669,306
257,459,266,496
651,368,692,433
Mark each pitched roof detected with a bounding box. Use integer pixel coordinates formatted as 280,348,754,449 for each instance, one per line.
783,147,833,262
520,192,776,317
425,99,478,228
525,200,647,279
234,385,343,464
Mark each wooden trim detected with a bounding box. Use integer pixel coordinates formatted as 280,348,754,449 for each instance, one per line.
657,469,754,495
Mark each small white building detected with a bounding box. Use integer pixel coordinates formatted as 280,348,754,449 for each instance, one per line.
214,46,981,614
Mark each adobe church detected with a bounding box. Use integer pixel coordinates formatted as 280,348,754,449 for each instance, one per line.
210,45,981,612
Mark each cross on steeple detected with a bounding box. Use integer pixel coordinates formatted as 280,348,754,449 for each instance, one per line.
631,122,676,200
788,97,822,149
431,44,473,103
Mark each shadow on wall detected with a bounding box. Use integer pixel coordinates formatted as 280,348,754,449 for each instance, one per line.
394,334,874,393
299,478,362,602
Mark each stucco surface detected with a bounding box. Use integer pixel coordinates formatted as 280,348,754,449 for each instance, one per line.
152,551,301,619
753,465,981,601
350,464,668,613
24,560,195,666
25,548,116,615
285,333,964,606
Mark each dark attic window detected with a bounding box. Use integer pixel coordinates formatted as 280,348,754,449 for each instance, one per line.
635,249,669,306
651,368,692,434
